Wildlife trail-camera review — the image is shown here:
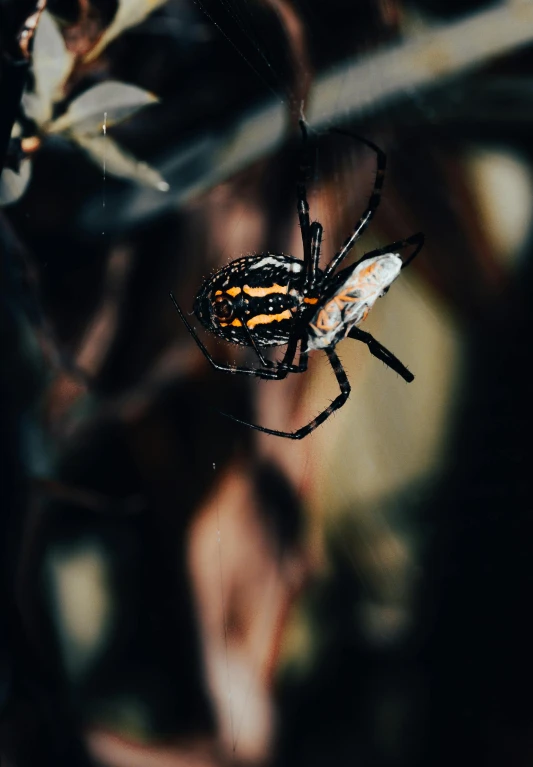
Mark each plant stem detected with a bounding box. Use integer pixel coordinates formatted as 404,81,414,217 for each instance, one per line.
0,0,46,176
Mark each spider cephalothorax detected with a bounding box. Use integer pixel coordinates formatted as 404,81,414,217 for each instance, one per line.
171,120,424,439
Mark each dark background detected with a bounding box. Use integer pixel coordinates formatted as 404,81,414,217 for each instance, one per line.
1,0,533,765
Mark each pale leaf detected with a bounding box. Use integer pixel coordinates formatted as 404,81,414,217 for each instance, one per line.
22,10,74,125
0,160,32,206
84,0,168,63
48,82,158,135
74,133,169,191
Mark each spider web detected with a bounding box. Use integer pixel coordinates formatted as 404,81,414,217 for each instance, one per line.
83,0,465,763
173,4,430,762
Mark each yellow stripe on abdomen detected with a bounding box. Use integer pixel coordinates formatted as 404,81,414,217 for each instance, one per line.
246,310,292,329
243,284,288,297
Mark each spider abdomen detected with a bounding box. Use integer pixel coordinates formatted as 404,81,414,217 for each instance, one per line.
194,252,322,347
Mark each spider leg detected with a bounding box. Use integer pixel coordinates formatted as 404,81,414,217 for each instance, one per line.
220,348,350,440
297,118,324,292
307,221,323,293
297,118,312,264
351,231,424,271
243,322,306,376
348,326,414,382
323,129,386,281
398,231,424,268
272,329,310,378
242,323,273,367
272,331,306,375
170,292,284,380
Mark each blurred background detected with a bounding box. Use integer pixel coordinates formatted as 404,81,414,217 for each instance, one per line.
1,0,533,765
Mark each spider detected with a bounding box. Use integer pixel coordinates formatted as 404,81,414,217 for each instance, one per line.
170,120,424,440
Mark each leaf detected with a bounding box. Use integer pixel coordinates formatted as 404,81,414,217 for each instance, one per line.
48,82,158,135
22,10,74,125
73,133,169,191
84,0,169,63
0,160,33,206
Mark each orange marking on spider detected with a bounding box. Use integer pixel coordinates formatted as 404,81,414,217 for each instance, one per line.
214,287,241,297
219,318,243,327
246,310,292,329
243,284,289,297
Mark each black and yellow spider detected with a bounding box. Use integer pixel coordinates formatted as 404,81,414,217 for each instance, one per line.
170,120,424,440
